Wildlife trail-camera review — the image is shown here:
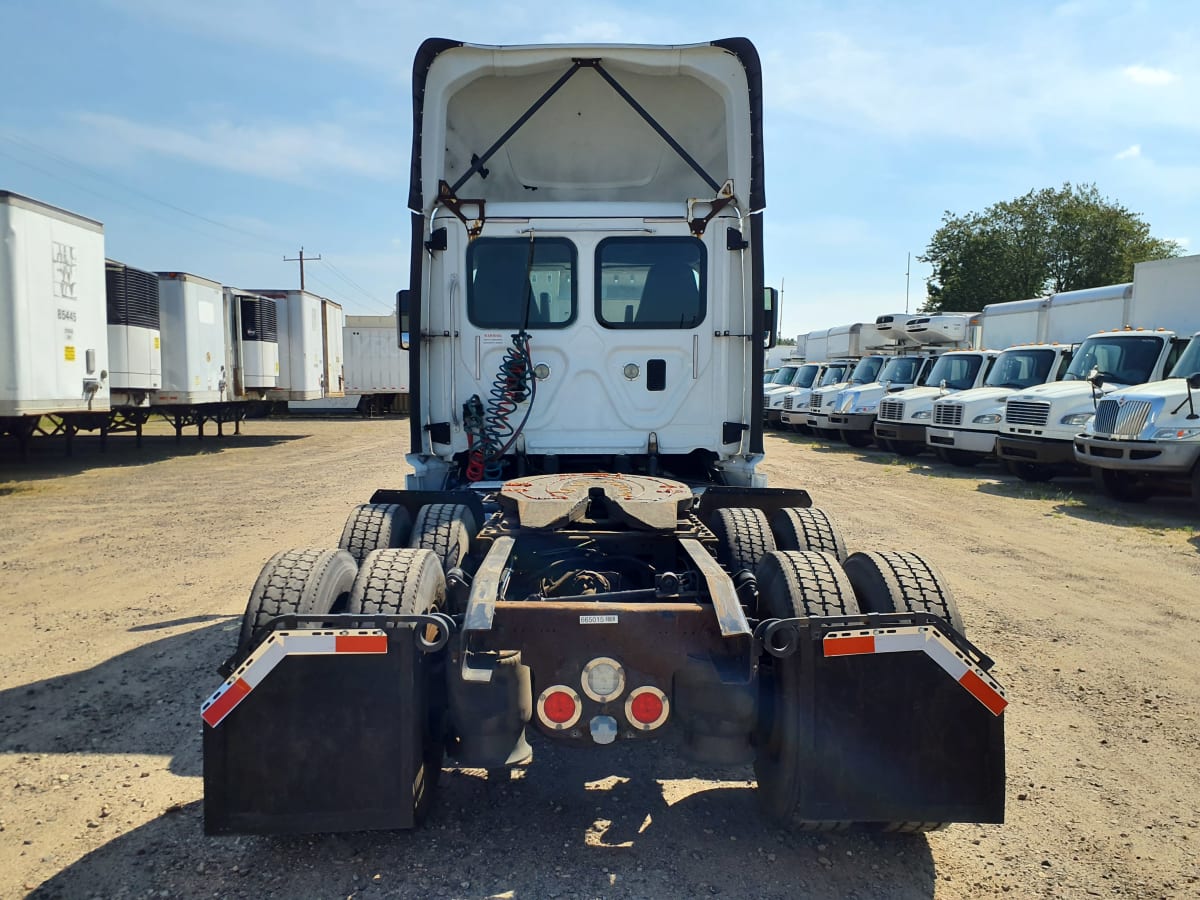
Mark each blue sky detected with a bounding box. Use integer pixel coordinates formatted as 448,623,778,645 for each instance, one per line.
1,1,1195,335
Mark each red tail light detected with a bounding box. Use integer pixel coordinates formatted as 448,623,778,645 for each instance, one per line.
537,685,582,730
625,686,669,730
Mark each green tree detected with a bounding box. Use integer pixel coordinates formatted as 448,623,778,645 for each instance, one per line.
920,183,1180,312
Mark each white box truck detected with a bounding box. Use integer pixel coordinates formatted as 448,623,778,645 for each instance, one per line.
0,191,108,416
995,260,1200,480
1071,255,1200,502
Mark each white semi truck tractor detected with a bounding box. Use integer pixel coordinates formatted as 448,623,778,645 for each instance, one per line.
1073,332,1200,504
201,38,1006,837
924,344,1074,467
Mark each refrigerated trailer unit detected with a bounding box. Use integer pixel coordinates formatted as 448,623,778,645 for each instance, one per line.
105,260,162,406
226,289,280,395
0,191,109,419
203,38,1006,838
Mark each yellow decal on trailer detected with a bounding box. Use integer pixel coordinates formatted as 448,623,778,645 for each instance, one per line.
64,345,76,361
154,336,160,349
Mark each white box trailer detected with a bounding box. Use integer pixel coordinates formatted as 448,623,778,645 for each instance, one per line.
250,290,341,401
225,289,280,394
154,272,229,405
0,191,109,415
323,300,345,398
105,260,162,404
288,314,409,414
345,315,407,395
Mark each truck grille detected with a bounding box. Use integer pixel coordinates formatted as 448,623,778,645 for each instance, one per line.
783,395,794,411
809,391,824,412
878,399,904,421
933,403,963,426
1005,399,1050,427
1093,399,1152,437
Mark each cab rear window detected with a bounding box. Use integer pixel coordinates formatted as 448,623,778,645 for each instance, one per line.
595,237,706,329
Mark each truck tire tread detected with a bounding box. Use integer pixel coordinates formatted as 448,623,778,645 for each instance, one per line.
339,503,412,563
842,550,965,635
711,507,776,574
771,507,848,562
239,548,357,653
409,503,477,573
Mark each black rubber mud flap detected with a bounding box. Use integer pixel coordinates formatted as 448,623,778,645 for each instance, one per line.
203,631,424,835
797,632,1005,824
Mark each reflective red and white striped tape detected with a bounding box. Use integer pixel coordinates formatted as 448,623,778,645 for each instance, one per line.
823,625,1008,716
201,630,388,728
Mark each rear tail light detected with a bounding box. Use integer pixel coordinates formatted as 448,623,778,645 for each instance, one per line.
581,656,625,702
537,685,582,730
625,686,669,730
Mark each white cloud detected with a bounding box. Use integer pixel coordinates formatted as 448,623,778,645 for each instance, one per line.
1115,144,1142,160
1122,64,1178,86
74,112,400,183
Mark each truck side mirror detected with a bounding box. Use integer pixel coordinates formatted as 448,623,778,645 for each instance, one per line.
1188,373,1200,390
396,289,411,350
763,287,779,349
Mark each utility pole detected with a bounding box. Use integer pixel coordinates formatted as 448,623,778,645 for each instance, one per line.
284,247,321,291
905,252,911,314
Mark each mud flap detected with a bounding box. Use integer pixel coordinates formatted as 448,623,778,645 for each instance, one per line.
202,628,424,835
776,617,1006,824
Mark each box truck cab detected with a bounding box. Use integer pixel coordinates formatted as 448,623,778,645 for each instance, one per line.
1073,331,1200,504
763,361,819,426
924,344,1073,466
779,359,849,431
825,352,951,446
864,349,997,453
995,328,1188,480
803,354,888,435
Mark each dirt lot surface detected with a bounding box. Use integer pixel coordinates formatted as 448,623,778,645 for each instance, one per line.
1,418,1198,899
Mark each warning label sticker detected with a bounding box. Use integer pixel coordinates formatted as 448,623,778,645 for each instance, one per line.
64,345,76,362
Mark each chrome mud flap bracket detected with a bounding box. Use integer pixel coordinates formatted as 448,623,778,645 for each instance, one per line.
756,612,1007,824
201,614,453,835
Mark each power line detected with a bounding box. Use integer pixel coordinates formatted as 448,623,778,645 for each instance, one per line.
0,131,285,249
320,257,392,313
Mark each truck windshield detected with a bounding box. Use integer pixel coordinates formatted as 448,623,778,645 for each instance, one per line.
1062,335,1164,384
877,356,921,385
924,354,984,391
849,357,884,384
819,365,847,386
1168,335,1200,378
596,236,706,329
769,366,798,385
791,364,819,388
467,237,575,328
984,348,1057,389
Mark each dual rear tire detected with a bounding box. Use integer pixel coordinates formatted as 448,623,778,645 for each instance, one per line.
753,546,960,834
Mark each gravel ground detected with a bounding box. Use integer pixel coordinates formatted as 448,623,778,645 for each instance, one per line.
1,418,1198,899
